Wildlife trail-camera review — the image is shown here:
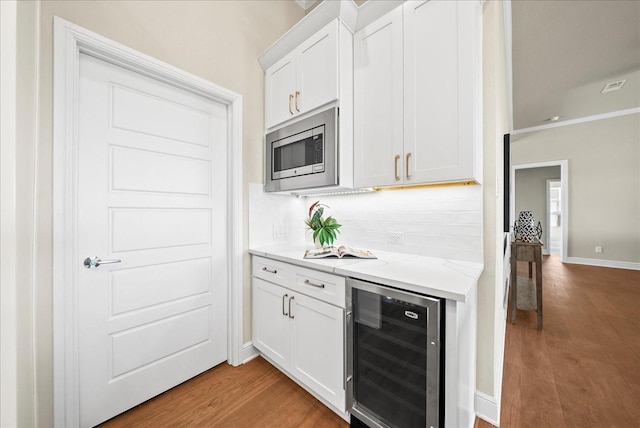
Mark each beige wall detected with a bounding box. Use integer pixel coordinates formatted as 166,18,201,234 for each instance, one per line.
27,1,304,425
512,114,640,263
476,0,509,400
515,166,561,251
16,2,39,427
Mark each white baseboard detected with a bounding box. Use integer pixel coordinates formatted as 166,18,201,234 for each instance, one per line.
240,342,259,364
475,391,499,426
566,257,640,271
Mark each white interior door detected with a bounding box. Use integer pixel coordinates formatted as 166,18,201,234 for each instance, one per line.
76,53,228,427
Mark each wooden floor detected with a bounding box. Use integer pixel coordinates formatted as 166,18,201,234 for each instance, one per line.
100,356,348,428
495,255,640,428
102,255,639,428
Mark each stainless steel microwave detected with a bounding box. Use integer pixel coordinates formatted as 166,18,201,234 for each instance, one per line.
265,107,338,192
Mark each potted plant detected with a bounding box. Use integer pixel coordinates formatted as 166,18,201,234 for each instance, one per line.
305,201,341,248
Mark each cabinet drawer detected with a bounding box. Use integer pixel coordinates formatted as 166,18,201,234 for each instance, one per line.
290,266,345,308
252,256,290,287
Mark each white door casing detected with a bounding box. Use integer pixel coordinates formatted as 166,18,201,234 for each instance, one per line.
53,18,243,427
77,53,227,427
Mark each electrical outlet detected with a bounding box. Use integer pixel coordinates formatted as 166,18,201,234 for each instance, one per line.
387,231,404,245
595,246,603,253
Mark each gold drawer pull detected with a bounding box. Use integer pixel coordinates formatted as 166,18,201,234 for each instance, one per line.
394,155,401,181
262,267,277,274
304,279,325,289
295,90,300,112
289,94,294,115
406,152,412,179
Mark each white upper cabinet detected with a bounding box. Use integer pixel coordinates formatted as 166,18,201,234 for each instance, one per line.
265,56,297,131
265,21,339,130
404,0,478,184
298,24,339,116
353,6,404,188
354,0,481,188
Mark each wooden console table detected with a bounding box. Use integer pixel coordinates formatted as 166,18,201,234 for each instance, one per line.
510,239,543,330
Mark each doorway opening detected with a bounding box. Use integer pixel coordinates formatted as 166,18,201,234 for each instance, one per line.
511,160,569,262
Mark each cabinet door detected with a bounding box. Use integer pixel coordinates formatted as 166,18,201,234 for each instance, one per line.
404,0,476,183
289,293,345,412
297,21,339,116
252,278,290,368
353,6,404,188
265,53,297,129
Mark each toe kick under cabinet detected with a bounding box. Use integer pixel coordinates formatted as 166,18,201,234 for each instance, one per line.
251,256,346,417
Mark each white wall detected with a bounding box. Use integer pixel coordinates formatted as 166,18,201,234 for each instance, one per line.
22,1,305,425
249,183,482,260
300,186,483,261
248,183,307,249
512,114,640,264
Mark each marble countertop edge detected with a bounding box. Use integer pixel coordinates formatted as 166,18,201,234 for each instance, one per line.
249,246,484,303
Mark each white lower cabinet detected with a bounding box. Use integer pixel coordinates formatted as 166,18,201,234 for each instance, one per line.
252,275,346,414
253,278,289,368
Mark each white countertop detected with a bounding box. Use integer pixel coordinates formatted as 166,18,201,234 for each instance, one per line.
249,246,484,302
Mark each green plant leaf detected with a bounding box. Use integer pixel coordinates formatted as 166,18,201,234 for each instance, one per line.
311,207,323,224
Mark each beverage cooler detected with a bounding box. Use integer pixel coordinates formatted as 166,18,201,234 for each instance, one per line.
346,278,445,428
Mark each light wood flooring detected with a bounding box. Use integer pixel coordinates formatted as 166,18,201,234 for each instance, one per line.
487,255,640,428
99,356,348,427
102,255,639,427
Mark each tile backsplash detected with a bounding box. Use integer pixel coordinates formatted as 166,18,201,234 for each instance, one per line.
249,183,483,263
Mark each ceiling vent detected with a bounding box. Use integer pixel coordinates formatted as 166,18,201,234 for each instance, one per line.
601,80,627,94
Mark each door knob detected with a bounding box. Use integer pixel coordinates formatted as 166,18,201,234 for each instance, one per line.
83,256,121,269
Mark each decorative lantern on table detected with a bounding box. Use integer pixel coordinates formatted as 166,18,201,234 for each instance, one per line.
514,210,542,243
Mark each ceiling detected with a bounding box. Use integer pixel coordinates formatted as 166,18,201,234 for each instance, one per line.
511,0,640,130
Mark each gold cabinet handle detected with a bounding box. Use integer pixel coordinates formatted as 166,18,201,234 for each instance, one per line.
394,155,401,181
295,91,300,112
406,152,412,179
289,94,294,115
